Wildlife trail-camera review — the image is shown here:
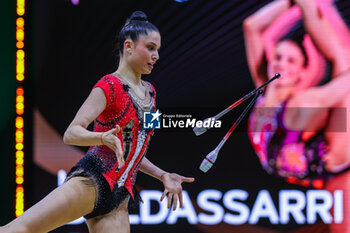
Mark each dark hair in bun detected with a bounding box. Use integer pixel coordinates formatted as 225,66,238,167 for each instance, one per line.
118,11,159,55
129,11,148,22
280,22,308,66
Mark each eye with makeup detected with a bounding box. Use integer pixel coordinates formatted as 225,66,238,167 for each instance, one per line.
288,57,296,65
146,44,160,53
274,54,282,61
147,45,156,51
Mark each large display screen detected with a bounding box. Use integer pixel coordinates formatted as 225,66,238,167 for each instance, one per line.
30,0,350,232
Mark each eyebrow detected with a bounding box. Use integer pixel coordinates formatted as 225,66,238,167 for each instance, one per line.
148,41,161,49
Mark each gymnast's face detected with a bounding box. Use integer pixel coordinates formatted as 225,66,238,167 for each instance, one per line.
125,30,161,75
268,40,306,87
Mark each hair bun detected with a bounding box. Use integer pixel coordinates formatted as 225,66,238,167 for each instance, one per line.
130,11,148,22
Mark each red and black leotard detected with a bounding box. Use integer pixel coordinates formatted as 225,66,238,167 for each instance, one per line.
66,74,156,219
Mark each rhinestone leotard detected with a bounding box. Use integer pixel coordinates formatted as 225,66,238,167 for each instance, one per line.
66,74,156,218
248,97,329,189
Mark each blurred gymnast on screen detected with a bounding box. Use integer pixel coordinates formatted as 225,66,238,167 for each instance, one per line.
243,0,350,232
0,11,194,233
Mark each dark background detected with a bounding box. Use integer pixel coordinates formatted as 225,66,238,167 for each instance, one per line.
1,0,350,232
0,0,16,226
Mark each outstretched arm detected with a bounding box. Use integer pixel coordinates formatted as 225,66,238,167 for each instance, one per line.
243,0,296,86
262,5,325,90
295,34,326,91
293,0,350,174
139,157,195,210
285,69,350,131
316,0,350,46
295,0,350,76
262,5,302,61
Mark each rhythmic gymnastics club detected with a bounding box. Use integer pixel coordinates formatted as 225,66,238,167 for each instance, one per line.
193,73,280,136
200,89,263,173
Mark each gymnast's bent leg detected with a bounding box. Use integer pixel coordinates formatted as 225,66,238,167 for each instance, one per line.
0,176,96,233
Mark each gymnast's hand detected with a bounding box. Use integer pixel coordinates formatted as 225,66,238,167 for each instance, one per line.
322,152,350,173
101,125,125,169
160,173,195,210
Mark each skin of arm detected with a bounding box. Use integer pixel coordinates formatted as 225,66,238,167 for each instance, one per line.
139,157,168,181
139,157,195,210
323,94,350,172
296,0,350,173
243,0,291,87
284,0,350,132
262,5,302,61
285,70,350,131
262,6,325,91
64,86,194,210
63,87,125,168
315,0,350,46
295,34,325,91
295,0,350,76
63,88,106,146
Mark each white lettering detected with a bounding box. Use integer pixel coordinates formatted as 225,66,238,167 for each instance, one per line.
223,190,250,225
140,190,168,224
186,118,196,127
249,190,279,224
195,120,203,128
280,190,305,224
203,118,211,128
59,172,347,227
166,191,198,224
162,118,221,129
307,190,332,224
197,189,224,225
214,120,222,128
178,121,184,127
162,118,170,128
57,169,66,186
334,190,343,223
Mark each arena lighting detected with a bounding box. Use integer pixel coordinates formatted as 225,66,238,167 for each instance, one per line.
71,0,80,5
15,0,25,218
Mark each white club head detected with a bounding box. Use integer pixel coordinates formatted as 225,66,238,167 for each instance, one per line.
193,125,209,136
200,149,219,173
193,117,215,136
